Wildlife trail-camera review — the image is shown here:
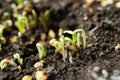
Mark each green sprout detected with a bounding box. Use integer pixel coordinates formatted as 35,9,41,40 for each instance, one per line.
13,53,23,65
28,9,37,26
36,42,46,59
49,29,86,62
63,29,86,49
16,0,24,6
39,10,50,32
16,14,29,38
49,36,71,62
0,24,6,50
0,58,17,70
11,3,17,9
31,10,37,21
11,0,24,10
49,39,61,52
59,36,67,62
2,12,11,20
74,29,86,48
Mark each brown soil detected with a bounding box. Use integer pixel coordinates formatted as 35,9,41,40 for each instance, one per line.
0,0,120,80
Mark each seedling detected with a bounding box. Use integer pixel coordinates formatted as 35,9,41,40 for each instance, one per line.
2,12,11,20
31,10,37,20
49,39,62,52
0,58,17,70
49,29,86,62
36,42,46,59
13,53,23,65
16,0,24,7
39,10,50,32
27,9,37,26
0,24,6,50
49,36,71,62
63,29,86,49
16,14,29,38
74,29,86,48
59,36,67,62
11,0,24,10
63,30,76,44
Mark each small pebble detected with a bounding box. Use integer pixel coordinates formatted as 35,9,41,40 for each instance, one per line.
35,71,47,80
34,60,44,68
102,69,108,78
115,2,120,8
93,66,100,72
22,75,32,80
48,29,56,39
41,33,46,41
10,36,18,43
99,52,105,57
115,43,120,51
85,0,94,5
100,0,113,7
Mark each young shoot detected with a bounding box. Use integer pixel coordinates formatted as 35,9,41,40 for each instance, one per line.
11,0,24,10
0,58,17,70
16,15,29,38
2,12,11,20
13,53,23,65
49,39,62,52
16,0,24,7
27,9,37,26
63,30,77,45
74,29,86,49
39,10,50,32
36,42,46,59
63,29,86,49
49,36,70,62
59,36,67,62
77,33,81,47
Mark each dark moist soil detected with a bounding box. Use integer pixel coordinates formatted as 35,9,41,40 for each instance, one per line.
0,0,120,80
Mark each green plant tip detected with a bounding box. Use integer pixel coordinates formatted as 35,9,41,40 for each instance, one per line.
13,53,23,65
63,29,86,49
36,43,46,59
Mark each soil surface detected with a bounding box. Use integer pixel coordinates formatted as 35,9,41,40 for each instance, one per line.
0,0,120,80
